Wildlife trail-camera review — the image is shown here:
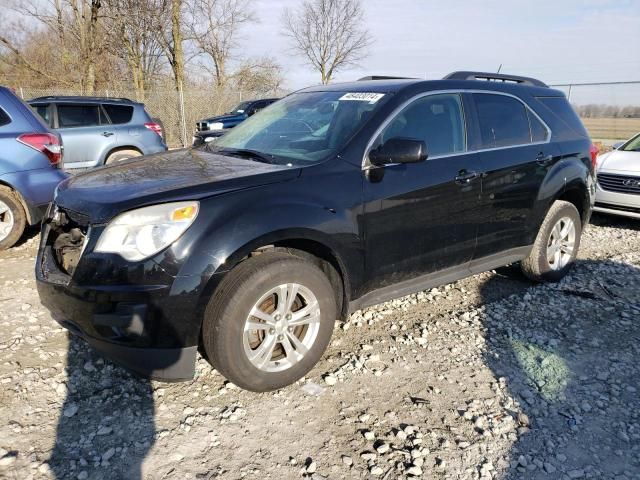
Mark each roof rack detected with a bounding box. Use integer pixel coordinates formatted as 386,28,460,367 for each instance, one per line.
357,75,416,81
443,71,548,88
28,95,136,103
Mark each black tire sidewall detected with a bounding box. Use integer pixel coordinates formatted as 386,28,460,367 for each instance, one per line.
534,202,582,282
0,189,26,250
204,255,337,392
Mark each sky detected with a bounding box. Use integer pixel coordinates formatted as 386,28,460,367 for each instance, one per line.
239,0,640,103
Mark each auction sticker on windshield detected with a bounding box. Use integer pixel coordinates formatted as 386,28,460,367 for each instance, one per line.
339,92,385,103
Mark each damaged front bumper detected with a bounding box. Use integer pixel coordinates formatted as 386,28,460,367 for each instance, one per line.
35,205,202,381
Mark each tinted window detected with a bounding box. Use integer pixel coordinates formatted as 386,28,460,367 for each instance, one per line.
536,96,588,137
473,93,531,148
57,104,100,128
373,93,466,157
528,110,548,142
0,107,10,127
103,104,133,124
31,104,52,127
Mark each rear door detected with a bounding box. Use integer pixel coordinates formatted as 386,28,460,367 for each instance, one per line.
467,92,555,258
361,92,482,292
54,103,117,168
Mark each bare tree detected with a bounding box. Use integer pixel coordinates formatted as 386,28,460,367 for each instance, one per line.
231,57,284,94
104,0,165,100
282,0,371,84
185,0,255,87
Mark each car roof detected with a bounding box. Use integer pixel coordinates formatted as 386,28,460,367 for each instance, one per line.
27,96,140,105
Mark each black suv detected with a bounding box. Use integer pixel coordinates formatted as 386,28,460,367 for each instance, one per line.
36,72,596,392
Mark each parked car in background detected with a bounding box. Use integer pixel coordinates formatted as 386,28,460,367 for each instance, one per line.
192,128,227,147
594,132,640,219
28,96,167,169
194,98,279,140
37,72,595,391
0,87,67,250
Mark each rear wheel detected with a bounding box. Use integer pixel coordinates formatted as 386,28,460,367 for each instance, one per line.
0,186,27,251
202,252,337,392
521,200,582,282
105,149,142,165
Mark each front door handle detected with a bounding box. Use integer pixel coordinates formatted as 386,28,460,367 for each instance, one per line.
455,170,481,185
536,152,553,166
102,131,115,137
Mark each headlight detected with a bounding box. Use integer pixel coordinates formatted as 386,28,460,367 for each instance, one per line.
209,122,224,130
95,202,199,261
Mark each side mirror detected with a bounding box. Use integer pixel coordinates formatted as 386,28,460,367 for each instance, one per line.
369,137,428,166
612,141,624,150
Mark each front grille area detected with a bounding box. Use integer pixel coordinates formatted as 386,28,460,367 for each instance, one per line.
595,202,640,214
196,121,209,132
46,206,89,276
597,173,640,195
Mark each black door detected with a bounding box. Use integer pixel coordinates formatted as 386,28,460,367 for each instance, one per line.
467,92,556,258
361,93,482,292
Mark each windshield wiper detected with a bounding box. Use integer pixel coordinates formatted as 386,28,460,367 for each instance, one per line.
217,148,276,164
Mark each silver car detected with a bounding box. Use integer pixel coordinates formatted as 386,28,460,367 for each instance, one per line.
594,132,640,219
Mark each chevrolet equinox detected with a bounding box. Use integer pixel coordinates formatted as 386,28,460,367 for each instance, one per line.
36,72,596,392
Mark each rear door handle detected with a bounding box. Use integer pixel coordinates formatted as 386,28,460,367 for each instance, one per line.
455,170,481,185
536,153,553,166
102,131,115,137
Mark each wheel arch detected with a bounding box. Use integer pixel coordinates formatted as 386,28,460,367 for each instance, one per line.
101,145,144,164
0,180,33,225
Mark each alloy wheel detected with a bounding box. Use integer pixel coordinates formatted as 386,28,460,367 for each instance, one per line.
0,200,15,242
546,216,576,270
243,283,321,373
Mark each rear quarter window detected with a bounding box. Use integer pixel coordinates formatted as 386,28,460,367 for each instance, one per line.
103,104,134,124
535,96,589,138
0,107,10,127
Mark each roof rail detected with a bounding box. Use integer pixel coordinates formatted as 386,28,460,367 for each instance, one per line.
443,71,548,88
28,95,136,103
357,75,416,81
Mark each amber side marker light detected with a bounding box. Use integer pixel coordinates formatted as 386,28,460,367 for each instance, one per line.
172,205,198,222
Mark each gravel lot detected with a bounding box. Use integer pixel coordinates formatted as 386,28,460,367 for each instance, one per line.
0,214,639,480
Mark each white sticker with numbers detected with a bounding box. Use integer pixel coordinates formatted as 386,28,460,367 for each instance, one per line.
339,92,385,103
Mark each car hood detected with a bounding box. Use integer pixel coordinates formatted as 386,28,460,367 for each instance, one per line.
201,112,247,124
597,150,640,174
55,148,299,223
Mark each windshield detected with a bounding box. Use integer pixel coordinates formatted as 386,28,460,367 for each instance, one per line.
229,101,252,114
209,91,389,164
620,132,640,152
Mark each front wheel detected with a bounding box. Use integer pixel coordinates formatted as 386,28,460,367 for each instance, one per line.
202,252,337,392
521,200,582,282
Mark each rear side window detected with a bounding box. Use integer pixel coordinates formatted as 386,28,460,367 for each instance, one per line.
473,93,531,148
528,110,548,142
57,104,101,128
31,104,52,127
374,93,466,157
0,107,10,127
103,104,134,124
536,96,588,137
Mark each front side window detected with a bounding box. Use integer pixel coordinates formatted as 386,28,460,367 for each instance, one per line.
57,104,101,128
372,93,466,157
211,91,389,164
473,93,531,148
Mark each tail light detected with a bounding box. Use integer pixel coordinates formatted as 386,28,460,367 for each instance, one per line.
144,122,163,138
17,133,63,168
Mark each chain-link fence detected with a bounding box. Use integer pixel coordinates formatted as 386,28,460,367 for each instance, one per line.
15,81,640,146
550,81,640,141
17,86,286,148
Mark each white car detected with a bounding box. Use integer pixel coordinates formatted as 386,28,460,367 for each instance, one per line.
594,132,640,219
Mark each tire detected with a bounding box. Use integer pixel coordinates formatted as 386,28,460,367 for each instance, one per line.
0,186,27,251
521,200,582,282
203,252,337,392
105,149,142,165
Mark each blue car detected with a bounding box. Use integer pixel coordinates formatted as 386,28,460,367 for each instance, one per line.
0,86,67,250
28,96,167,169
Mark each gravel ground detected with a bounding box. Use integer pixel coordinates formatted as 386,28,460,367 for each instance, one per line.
0,214,639,480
